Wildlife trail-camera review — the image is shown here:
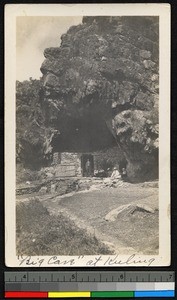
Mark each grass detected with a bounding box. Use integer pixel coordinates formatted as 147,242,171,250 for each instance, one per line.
16,198,113,256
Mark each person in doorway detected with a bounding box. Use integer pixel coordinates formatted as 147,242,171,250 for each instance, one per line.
121,167,127,181
111,167,121,179
85,159,91,177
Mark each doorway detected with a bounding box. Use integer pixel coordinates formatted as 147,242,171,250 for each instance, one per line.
81,154,94,177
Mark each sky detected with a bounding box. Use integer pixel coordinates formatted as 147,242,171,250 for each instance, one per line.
16,16,82,81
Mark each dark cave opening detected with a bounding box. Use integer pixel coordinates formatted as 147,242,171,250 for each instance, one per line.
51,113,117,153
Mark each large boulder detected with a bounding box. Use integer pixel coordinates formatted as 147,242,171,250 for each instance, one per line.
40,16,159,182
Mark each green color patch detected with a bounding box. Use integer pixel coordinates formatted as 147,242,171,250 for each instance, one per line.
91,291,134,298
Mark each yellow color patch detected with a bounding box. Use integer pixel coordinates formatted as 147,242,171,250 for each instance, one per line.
48,291,91,298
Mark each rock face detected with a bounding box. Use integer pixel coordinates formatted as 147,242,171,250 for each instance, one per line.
40,16,159,182
16,79,60,169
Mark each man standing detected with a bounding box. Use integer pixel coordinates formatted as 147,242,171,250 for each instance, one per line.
85,159,91,177
121,168,127,181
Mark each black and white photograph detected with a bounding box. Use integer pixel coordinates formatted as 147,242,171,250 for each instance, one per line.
5,4,170,267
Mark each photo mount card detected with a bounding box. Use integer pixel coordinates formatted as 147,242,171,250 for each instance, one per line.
5,4,170,267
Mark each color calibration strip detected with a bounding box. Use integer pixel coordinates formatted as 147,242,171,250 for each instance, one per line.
5,290,175,298
5,272,175,298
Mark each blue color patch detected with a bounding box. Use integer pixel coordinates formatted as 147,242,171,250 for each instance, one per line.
135,290,175,297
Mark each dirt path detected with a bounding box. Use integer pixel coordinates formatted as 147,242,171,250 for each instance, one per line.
41,185,158,254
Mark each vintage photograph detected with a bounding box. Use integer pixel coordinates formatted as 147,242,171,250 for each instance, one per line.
5,4,170,267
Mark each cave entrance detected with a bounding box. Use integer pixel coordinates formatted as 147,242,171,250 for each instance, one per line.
50,112,120,178
81,154,94,177
51,115,117,153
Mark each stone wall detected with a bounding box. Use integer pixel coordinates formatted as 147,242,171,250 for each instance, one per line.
52,152,61,165
54,152,82,177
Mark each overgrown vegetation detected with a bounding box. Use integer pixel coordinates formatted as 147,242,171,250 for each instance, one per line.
16,79,56,169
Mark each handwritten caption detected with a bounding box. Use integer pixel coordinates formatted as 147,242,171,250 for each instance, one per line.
18,254,156,267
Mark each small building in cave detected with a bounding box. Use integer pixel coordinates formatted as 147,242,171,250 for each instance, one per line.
52,147,125,178
52,152,95,177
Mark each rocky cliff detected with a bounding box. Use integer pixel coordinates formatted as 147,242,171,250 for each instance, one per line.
39,16,159,182
16,79,58,168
